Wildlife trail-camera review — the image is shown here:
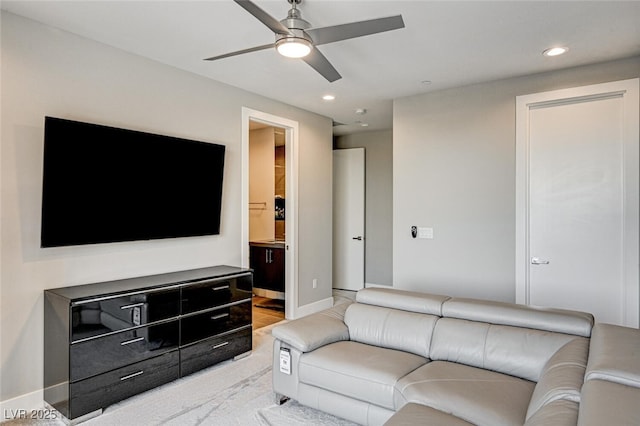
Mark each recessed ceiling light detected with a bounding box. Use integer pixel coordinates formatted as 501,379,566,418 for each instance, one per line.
360,123,369,127
322,94,335,101
543,46,568,57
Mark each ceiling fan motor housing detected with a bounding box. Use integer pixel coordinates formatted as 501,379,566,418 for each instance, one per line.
276,5,313,51
276,28,312,43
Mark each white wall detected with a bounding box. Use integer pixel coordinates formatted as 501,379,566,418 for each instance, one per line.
0,12,333,404
393,56,640,302
335,130,393,286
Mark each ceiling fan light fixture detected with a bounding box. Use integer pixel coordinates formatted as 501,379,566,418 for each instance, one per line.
276,37,312,58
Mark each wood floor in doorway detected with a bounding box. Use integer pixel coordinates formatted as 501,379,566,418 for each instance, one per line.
253,295,285,330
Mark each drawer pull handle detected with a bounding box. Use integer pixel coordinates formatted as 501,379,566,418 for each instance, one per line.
120,303,144,310
120,337,145,346
120,370,144,381
212,341,230,349
210,313,229,320
212,285,230,291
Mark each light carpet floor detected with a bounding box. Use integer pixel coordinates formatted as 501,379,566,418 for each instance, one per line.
5,323,357,426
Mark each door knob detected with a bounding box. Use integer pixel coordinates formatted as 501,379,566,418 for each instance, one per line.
531,257,550,265
352,236,363,241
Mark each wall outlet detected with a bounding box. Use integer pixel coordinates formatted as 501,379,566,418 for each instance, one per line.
312,278,318,289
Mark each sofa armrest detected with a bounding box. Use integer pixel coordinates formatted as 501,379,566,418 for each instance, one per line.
578,379,640,426
525,400,579,426
584,323,640,388
272,302,351,352
526,337,589,420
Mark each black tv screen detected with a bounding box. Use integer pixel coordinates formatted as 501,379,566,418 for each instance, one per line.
41,117,225,247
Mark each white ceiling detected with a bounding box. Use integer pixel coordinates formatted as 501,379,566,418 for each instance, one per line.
3,0,640,135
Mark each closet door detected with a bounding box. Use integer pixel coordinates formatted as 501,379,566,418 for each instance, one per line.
333,148,365,291
516,79,639,327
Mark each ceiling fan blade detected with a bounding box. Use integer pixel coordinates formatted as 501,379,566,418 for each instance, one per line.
233,0,292,35
301,48,341,83
307,15,405,46
204,43,274,61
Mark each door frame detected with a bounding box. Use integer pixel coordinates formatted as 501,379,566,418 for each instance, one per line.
242,107,299,319
515,79,639,326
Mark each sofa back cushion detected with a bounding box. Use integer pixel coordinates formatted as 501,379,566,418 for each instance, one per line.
430,318,582,381
345,303,438,357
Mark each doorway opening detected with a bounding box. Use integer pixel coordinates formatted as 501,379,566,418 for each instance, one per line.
242,107,299,322
249,120,286,328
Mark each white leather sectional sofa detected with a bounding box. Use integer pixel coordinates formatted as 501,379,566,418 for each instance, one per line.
271,287,640,425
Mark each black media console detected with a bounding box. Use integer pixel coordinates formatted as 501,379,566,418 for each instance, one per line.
44,265,253,422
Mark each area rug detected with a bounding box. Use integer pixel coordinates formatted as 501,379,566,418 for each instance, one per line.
3,323,355,426
81,322,356,425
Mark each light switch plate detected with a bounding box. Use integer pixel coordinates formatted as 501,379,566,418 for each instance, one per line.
418,227,434,239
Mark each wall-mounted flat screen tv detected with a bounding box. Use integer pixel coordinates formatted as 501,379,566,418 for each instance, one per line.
41,117,226,248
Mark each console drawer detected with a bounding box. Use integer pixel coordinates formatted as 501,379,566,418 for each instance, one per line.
180,301,251,345
181,273,252,314
71,287,180,341
180,327,252,376
70,320,179,382
69,350,179,419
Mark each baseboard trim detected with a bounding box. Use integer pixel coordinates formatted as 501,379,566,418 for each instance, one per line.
292,296,334,319
253,287,285,300
364,282,393,288
0,389,45,422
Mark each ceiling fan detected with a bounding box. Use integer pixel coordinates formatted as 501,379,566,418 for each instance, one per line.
204,0,405,82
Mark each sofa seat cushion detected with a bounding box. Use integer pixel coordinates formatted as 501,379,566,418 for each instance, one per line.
384,403,474,426
395,361,535,426
299,341,427,410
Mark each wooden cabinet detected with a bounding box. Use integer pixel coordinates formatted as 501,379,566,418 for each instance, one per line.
250,242,285,292
44,266,252,422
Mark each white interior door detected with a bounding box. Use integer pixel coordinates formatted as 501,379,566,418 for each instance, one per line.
333,148,365,291
516,79,639,327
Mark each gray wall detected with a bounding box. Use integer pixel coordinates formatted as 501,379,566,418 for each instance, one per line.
297,118,334,306
0,12,332,403
335,130,393,286
393,56,640,302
